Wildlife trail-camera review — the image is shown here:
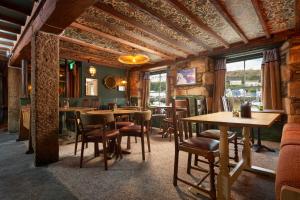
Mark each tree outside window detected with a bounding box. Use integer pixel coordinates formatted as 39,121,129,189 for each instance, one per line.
149,72,167,106
225,58,262,111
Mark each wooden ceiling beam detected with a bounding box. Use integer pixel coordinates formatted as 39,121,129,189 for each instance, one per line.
60,35,124,55
0,14,25,26
0,40,14,46
166,0,230,48
251,0,270,38
0,2,32,16
296,0,300,32
132,29,297,71
208,0,248,43
0,32,17,41
97,21,186,58
93,2,197,55
0,46,9,51
60,48,125,68
125,0,212,51
70,22,175,60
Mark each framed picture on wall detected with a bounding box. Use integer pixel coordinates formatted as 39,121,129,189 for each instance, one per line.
85,78,98,96
117,86,126,91
176,68,196,85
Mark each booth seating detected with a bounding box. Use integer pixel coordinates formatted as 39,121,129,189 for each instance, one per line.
276,123,300,200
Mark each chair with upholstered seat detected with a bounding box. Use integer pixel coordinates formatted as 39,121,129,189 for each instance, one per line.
194,97,239,163
119,110,152,160
172,98,219,200
75,111,121,170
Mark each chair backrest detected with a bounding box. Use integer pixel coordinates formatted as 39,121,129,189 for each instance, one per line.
91,99,100,109
194,97,208,134
81,99,90,107
171,98,192,147
108,103,117,110
95,113,116,130
134,110,152,131
221,96,231,112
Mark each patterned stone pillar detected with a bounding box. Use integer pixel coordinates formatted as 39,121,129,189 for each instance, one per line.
31,31,59,165
7,67,21,133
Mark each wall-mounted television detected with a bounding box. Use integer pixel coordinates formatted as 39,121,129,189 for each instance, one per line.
176,68,196,85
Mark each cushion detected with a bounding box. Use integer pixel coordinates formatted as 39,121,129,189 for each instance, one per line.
283,123,300,132
181,137,219,151
116,121,134,129
199,129,235,140
276,145,300,199
281,130,300,148
119,125,147,136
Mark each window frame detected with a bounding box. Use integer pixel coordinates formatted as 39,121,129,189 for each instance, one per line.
149,71,167,107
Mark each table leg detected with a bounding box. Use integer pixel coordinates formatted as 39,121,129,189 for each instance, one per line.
252,128,276,153
242,127,252,169
217,125,230,200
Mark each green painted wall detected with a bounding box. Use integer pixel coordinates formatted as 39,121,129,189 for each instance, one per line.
80,62,128,106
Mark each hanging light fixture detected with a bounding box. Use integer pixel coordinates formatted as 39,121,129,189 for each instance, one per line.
118,54,150,65
89,66,96,76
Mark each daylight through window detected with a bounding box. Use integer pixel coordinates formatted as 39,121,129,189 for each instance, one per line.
149,72,167,106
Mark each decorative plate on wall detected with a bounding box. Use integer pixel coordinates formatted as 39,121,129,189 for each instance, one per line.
104,76,117,89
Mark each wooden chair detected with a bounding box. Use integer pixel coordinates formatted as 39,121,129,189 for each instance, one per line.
81,98,90,107
119,110,152,160
172,98,219,200
194,97,239,163
150,107,167,133
91,99,100,109
75,111,121,170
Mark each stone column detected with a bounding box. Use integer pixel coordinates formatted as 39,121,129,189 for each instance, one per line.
8,67,21,133
31,31,59,166
21,59,28,98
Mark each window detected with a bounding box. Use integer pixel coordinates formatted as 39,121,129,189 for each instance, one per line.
225,57,263,111
149,72,167,106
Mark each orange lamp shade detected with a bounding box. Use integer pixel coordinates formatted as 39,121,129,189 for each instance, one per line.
118,54,150,65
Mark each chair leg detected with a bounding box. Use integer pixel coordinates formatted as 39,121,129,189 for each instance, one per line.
135,136,137,143
194,155,198,166
103,140,108,170
234,136,239,162
127,136,131,149
141,134,145,161
146,132,151,152
80,140,85,168
208,157,216,200
187,153,192,174
74,133,79,155
173,150,179,186
117,135,123,159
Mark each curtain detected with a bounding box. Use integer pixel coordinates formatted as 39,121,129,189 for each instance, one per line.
212,58,226,112
141,72,150,109
166,67,172,105
262,49,281,110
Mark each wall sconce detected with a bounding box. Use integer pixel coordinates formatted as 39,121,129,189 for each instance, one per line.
89,66,96,77
121,80,127,85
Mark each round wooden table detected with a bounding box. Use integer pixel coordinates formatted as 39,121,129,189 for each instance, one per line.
86,109,137,115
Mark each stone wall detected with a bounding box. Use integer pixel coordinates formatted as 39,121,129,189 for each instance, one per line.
7,67,21,133
168,57,215,111
280,37,300,122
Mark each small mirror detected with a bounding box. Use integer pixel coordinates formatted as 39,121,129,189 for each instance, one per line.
86,78,98,96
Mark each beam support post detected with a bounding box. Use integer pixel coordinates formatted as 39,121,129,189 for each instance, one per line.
31,31,59,166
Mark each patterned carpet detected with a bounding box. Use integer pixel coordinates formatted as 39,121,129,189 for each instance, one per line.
0,129,279,200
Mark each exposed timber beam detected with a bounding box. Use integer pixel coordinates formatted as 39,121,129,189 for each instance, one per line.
0,1,32,16
71,22,175,60
166,0,230,48
0,21,21,34
60,48,125,69
98,21,186,58
0,14,24,26
0,46,9,51
208,0,248,43
0,32,17,41
125,0,212,51
251,0,270,38
296,0,300,32
94,2,197,55
132,30,298,71
10,0,97,66
60,35,124,55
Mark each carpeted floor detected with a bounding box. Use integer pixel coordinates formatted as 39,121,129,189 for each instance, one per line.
0,129,279,200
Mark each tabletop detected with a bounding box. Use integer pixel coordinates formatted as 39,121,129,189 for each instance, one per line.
86,109,137,115
59,107,95,112
181,112,280,128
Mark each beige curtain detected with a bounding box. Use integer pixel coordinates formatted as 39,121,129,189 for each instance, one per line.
212,58,226,112
262,49,281,110
141,72,150,109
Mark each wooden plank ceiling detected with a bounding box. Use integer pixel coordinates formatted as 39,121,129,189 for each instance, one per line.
0,0,35,59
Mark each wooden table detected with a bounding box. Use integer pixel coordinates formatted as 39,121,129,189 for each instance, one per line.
181,112,280,200
86,109,137,115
